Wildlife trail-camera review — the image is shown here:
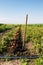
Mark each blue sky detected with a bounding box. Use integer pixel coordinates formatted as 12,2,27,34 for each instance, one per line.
0,0,43,24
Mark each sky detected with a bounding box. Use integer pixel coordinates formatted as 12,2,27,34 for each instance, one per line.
0,0,43,24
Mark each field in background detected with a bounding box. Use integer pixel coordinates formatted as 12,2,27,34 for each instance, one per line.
0,24,43,65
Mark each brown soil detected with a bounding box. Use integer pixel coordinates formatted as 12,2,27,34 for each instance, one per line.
25,41,33,50
0,60,22,65
0,60,35,65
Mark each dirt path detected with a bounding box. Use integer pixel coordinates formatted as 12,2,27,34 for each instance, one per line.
0,60,22,65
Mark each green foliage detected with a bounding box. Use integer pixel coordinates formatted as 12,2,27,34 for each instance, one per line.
0,24,18,53
0,24,43,64
0,24,15,32
21,59,27,65
34,56,43,65
25,24,43,54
